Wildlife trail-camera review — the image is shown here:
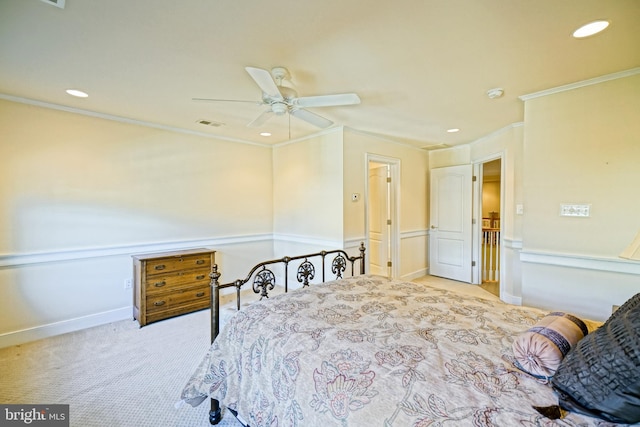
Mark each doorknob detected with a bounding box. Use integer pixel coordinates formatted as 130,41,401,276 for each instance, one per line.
430,225,438,229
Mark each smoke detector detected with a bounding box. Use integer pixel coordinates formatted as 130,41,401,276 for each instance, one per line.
487,88,504,99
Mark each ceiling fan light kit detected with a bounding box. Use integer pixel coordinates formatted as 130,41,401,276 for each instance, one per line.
194,66,360,130
271,102,288,115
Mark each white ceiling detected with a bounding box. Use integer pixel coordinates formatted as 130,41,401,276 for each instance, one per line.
1,0,639,149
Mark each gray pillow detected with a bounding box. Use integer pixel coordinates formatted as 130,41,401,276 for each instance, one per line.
551,293,640,424
512,312,588,379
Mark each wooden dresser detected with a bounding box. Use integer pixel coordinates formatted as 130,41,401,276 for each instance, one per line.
132,248,215,326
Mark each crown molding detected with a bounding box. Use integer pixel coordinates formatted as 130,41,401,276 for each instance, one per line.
0,93,272,148
519,67,640,101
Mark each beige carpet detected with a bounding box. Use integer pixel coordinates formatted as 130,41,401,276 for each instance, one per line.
0,309,241,427
0,275,495,427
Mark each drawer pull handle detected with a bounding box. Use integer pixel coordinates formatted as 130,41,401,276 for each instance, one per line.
196,292,205,298
154,300,166,306
196,275,206,280
154,265,166,271
196,259,205,265
154,281,166,287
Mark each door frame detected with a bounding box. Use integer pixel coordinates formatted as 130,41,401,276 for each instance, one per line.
365,153,400,279
472,154,505,289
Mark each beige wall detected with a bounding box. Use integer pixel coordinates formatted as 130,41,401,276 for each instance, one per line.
522,74,640,256
0,99,274,344
272,130,344,246
520,72,640,320
0,100,273,252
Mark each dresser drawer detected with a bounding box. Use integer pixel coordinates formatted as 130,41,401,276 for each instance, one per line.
146,284,210,313
145,298,210,324
144,269,209,294
145,253,211,276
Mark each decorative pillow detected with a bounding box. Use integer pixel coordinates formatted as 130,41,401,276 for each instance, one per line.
551,293,640,424
512,312,589,379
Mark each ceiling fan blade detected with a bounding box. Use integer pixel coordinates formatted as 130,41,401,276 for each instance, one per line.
295,93,361,108
247,109,274,128
192,98,261,104
245,67,283,100
290,108,334,128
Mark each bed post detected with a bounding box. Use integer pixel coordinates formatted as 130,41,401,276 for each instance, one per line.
209,265,222,425
359,241,366,274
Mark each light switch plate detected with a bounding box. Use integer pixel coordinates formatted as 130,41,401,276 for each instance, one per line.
560,204,591,217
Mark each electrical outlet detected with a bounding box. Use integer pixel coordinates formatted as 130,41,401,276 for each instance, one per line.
124,278,132,290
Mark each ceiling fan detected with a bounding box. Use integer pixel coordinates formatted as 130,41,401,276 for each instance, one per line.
193,66,360,129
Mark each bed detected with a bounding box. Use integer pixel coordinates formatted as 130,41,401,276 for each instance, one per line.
179,244,638,426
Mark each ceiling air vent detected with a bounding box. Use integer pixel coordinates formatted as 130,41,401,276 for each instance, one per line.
41,0,65,8
196,119,224,128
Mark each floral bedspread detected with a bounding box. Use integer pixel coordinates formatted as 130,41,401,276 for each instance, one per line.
180,275,613,426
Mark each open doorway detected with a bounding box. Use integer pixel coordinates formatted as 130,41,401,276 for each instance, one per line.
479,158,501,297
366,154,400,278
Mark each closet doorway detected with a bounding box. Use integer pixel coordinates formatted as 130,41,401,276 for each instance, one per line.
366,154,400,278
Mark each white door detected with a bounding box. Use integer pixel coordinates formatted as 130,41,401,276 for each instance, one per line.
366,154,400,279
429,164,473,282
368,164,390,276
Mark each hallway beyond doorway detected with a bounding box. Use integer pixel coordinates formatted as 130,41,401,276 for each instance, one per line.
480,281,499,297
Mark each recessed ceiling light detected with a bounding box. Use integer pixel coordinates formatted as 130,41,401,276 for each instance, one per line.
447,128,460,133
66,89,88,98
572,20,609,38
260,132,272,137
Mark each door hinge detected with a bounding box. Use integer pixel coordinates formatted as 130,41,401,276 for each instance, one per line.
386,219,392,225
386,177,391,183
472,261,476,267
387,261,393,267
473,175,477,182
472,218,476,225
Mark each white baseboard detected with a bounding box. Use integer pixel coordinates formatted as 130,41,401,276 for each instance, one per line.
0,307,131,349
401,268,428,281
500,292,522,306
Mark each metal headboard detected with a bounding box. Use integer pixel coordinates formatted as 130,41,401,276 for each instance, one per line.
209,242,366,343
